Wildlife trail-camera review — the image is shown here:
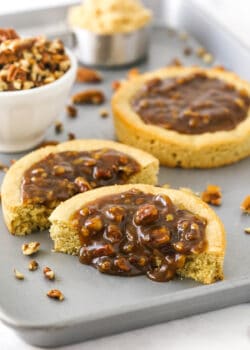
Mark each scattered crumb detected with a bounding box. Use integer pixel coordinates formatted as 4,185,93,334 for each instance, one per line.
127,68,140,79
99,108,109,118
183,47,192,56
0,161,9,173
196,47,206,58
203,53,213,64
76,66,102,83
68,132,76,140
168,58,183,67
36,140,60,149
47,289,64,301
28,260,39,271
66,104,77,118
112,80,121,91
71,89,105,105
241,195,250,213
201,184,222,206
14,269,24,280
54,120,64,134
244,227,250,234
179,31,189,41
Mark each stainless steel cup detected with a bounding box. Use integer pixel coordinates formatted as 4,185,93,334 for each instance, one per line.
73,25,150,67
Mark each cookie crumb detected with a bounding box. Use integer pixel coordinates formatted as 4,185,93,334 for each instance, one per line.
201,184,222,206
112,80,121,91
179,31,189,41
127,68,140,79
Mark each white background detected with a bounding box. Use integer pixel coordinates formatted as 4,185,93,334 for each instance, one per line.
1,1,250,349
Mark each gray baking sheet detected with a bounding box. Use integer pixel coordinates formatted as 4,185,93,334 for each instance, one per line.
0,26,250,347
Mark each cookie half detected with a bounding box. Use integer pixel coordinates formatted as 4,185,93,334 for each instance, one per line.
49,184,225,284
2,139,159,235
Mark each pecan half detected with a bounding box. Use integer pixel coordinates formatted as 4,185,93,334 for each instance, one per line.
76,67,102,83
47,289,64,301
71,89,105,105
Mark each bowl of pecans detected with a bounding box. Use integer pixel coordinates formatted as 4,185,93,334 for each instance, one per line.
0,29,77,153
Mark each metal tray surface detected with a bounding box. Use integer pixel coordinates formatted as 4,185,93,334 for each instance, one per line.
0,25,250,347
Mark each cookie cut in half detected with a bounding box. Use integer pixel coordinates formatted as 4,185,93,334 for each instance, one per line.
49,184,225,284
2,139,159,235
112,66,250,168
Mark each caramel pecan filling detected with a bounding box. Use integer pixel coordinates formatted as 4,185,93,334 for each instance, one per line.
21,149,141,208
73,189,207,282
0,29,70,91
131,73,250,134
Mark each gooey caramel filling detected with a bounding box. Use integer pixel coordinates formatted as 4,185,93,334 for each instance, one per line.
73,189,207,282
21,149,141,207
131,73,250,134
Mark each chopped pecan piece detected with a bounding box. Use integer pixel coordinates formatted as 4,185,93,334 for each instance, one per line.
66,104,77,118
201,184,222,206
22,241,40,256
76,67,102,83
68,132,76,140
111,80,121,91
14,269,24,280
28,260,39,271
99,108,109,118
241,195,250,213
54,121,63,134
244,228,250,234
47,289,64,301
0,28,19,44
0,161,9,172
71,89,105,105
43,267,55,280
127,68,140,79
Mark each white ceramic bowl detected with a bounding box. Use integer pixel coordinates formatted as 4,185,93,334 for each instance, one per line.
0,48,77,153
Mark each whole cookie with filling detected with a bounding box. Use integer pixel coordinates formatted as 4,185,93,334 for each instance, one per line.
1,139,159,235
49,184,225,284
112,66,250,168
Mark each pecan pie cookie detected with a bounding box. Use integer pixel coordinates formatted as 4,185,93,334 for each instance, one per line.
2,139,159,235
112,66,250,168
49,184,225,284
